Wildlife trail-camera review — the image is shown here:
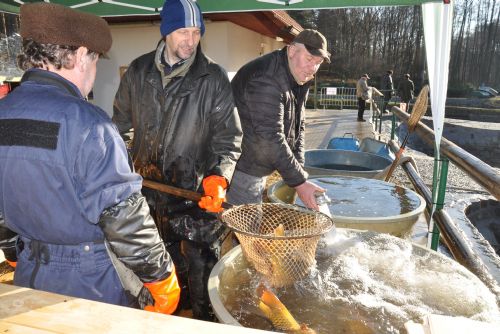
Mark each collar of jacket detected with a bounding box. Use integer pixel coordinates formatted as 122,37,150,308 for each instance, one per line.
21,69,83,99
150,40,210,95
155,40,195,88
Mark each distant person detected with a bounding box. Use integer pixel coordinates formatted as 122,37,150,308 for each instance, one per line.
380,70,394,113
227,29,330,210
0,2,179,314
356,73,371,122
398,73,415,113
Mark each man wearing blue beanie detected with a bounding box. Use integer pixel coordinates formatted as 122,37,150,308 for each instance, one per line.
160,0,205,37
113,0,242,321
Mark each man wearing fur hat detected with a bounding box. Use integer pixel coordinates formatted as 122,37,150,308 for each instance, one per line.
0,2,180,314
113,0,242,320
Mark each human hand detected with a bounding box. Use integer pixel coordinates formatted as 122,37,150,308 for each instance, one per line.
294,181,325,210
144,268,181,315
198,175,228,213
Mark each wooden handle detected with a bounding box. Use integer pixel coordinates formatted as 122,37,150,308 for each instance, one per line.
142,179,202,202
384,128,412,182
384,152,402,182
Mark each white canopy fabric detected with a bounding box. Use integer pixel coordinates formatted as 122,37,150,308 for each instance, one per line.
0,1,443,15
423,1,453,156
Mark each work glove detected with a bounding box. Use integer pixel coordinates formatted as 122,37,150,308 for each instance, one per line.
144,267,181,315
198,175,227,213
3,247,17,268
1,231,18,269
6,260,16,268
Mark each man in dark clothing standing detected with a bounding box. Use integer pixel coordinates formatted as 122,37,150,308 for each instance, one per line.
398,73,415,113
0,2,179,314
380,70,394,113
227,29,329,210
113,0,242,321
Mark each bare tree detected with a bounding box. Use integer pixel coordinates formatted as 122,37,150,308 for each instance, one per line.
288,0,500,92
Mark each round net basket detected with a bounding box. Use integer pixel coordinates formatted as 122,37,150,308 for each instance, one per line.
220,203,334,287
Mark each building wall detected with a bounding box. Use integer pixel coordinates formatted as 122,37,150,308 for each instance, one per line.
93,20,285,115
93,22,161,115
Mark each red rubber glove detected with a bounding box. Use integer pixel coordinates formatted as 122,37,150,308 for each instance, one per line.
198,175,228,213
144,267,181,315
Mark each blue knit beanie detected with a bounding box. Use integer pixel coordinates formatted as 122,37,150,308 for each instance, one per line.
160,0,205,37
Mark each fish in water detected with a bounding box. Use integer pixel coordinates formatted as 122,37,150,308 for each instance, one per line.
256,284,316,334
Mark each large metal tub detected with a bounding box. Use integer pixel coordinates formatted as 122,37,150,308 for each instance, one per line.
305,149,392,178
267,176,426,237
359,137,395,160
208,229,500,333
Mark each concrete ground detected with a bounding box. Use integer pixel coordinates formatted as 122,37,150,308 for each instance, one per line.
305,108,376,150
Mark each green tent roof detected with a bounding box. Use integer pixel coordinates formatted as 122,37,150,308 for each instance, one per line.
0,0,442,16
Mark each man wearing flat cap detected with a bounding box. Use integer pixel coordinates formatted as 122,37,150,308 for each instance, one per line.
113,0,242,321
356,73,372,122
227,29,330,210
0,2,181,314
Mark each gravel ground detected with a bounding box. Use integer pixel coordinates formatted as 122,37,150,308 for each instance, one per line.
377,131,497,198
385,146,485,193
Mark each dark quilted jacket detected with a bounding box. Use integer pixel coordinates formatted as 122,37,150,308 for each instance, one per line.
231,48,310,187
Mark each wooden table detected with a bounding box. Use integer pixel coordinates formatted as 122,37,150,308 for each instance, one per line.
0,283,270,333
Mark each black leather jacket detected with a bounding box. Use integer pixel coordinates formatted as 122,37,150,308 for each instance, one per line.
113,43,242,197
113,43,242,244
231,47,310,187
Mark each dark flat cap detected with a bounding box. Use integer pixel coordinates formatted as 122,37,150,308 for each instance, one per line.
293,29,331,63
20,2,112,55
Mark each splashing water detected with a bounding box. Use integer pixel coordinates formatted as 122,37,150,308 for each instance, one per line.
216,229,500,334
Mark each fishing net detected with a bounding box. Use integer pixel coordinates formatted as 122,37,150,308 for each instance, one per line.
220,203,333,287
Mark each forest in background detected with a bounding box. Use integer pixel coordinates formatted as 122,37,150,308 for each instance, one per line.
288,0,500,96
2,0,499,96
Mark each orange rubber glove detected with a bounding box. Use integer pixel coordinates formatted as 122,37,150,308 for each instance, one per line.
6,260,16,268
198,175,227,213
144,267,181,315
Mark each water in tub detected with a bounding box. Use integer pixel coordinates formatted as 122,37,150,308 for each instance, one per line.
217,229,500,334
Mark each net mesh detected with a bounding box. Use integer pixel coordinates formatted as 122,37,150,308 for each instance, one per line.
220,203,333,287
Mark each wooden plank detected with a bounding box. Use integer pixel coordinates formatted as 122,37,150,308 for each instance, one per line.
0,322,55,334
0,283,270,334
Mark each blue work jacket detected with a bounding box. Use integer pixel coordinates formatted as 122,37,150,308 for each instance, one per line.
0,69,141,305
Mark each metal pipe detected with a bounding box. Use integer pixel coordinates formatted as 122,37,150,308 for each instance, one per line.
390,106,397,140
393,108,500,200
388,140,500,304
431,157,449,250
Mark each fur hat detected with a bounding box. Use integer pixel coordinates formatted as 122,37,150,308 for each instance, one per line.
20,2,112,55
160,0,205,37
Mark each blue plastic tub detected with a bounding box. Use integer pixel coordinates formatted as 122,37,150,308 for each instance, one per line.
326,133,359,151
